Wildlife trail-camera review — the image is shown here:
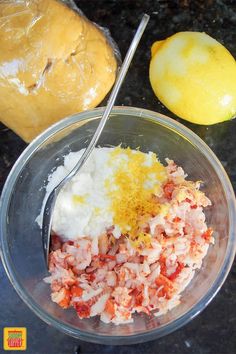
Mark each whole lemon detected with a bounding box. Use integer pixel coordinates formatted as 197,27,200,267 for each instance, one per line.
149,32,236,125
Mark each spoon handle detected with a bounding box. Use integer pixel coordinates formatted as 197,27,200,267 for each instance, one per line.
60,14,150,187
42,14,149,266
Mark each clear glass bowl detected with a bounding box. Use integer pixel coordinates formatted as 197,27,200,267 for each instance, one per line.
0,107,235,345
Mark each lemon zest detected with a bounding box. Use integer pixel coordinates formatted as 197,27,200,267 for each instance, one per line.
106,147,167,244
129,232,152,249
94,207,101,215
72,195,86,204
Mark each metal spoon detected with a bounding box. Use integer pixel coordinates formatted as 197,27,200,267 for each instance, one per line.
42,14,150,266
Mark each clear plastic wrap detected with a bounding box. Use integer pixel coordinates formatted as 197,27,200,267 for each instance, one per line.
0,0,119,142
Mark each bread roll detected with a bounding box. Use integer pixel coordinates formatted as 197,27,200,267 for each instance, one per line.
0,0,117,142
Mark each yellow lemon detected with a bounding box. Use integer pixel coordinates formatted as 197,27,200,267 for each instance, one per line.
149,32,236,125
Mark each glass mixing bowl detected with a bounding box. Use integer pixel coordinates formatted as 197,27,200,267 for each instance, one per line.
0,107,236,344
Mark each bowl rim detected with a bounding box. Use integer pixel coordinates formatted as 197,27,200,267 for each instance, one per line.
1,106,236,344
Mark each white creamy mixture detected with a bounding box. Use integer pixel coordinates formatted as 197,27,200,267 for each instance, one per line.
37,147,165,241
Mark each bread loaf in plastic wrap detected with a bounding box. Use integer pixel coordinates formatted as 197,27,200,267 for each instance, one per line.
0,0,117,142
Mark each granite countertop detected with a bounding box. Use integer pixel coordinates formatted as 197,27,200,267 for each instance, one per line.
0,1,236,353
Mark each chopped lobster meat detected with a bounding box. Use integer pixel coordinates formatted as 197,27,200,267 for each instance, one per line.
45,159,213,325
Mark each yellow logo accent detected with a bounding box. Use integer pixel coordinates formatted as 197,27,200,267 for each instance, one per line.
3,327,27,351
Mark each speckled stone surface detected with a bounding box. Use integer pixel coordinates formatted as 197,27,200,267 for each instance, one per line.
0,1,236,353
